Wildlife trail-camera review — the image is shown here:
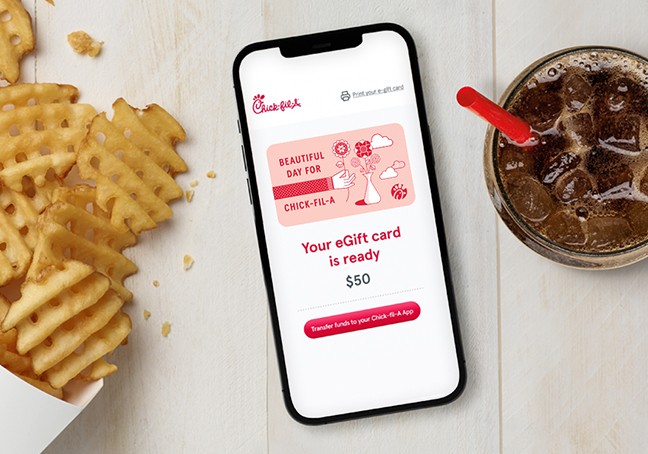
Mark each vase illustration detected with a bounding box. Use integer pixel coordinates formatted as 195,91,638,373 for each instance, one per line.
363,172,381,205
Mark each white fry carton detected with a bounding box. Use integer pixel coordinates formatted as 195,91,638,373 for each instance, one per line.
0,366,102,453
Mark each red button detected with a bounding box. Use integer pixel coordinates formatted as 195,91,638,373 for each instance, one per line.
304,302,420,339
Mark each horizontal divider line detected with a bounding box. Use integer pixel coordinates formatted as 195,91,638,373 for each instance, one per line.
297,287,424,312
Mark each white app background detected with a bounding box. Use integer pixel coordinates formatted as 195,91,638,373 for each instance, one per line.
239,30,460,418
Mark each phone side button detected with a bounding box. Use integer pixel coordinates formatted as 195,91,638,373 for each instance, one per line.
237,119,241,134
427,123,435,167
246,178,253,205
241,145,248,172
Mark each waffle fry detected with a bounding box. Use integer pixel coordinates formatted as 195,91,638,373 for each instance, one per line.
78,357,117,381
0,81,95,286
77,99,186,233
12,176,61,213
1,260,94,332
0,83,78,107
0,297,59,401
0,182,51,286
0,294,9,316
43,310,131,389
111,99,187,174
30,289,123,374
15,272,110,354
0,91,187,398
1,260,131,389
0,295,33,378
0,343,30,374
29,185,138,300
0,205,31,285
0,84,96,247
0,0,34,83
0,321,32,376
0,101,97,193
0,186,39,249
0,0,189,402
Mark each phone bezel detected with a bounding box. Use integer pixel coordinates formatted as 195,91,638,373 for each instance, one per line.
233,22,466,425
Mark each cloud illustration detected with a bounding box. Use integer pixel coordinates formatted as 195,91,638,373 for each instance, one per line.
380,167,398,179
392,160,406,169
371,133,393,149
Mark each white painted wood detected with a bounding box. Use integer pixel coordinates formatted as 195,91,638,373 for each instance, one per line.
30,0,502,452
262,1,500,453
496,0,648,452
40,1,268,452
34,0,648,452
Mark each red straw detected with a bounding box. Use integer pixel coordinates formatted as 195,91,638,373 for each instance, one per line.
457,86,535,146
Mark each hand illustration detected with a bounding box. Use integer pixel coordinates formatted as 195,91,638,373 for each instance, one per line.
331,169,356,189
272,169,357,200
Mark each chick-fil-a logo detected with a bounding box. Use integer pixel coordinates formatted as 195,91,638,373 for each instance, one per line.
252,94,301,114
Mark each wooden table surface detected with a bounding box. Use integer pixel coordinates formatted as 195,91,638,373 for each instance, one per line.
39,0,648,452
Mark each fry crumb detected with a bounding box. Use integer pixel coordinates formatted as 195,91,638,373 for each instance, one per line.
206,170,216,179
189,180,199,188
161,321,171,337
183,254,194,271
67,31,103,57
44,0,55,5
185,189,194,202
152,280,160,287
143,310,151,320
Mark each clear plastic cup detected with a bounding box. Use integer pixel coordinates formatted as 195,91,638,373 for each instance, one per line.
484,46,648,269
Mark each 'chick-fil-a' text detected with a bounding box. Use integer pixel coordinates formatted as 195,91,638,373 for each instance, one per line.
252,94,301,114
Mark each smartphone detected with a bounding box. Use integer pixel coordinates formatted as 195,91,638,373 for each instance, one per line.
233,23,465,424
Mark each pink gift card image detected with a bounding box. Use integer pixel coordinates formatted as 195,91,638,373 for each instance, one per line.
268,123,415,226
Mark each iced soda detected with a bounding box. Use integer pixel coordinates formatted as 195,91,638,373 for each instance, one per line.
485,47,648,268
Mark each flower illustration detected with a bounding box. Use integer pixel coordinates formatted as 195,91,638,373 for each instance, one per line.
350,140,381,174
332,139,351,159
355,140,372,158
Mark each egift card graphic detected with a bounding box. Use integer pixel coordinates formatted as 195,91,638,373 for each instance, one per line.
268,123,415,226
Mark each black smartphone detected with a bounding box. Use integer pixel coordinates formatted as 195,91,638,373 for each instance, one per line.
233,23,465,424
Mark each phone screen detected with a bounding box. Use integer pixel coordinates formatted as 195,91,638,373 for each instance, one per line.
235,25,464,421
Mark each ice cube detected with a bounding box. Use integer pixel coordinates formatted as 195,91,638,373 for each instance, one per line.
598,115,640,153
499,146,536,175
535,131,568,164
544,211,586,247
560,113,594,147
596,163,633,196
586,216,631,249
542,152,580,184
507,176,554,222
586,146,620,175
515,90,563,131
563,74,592,111
554,169,593,203
626,202,648,237
604,77,637,112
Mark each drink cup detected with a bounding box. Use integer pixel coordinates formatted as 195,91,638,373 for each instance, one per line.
484,46,648,268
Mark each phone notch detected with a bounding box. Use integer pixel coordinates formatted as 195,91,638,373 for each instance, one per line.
280,30,363,58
